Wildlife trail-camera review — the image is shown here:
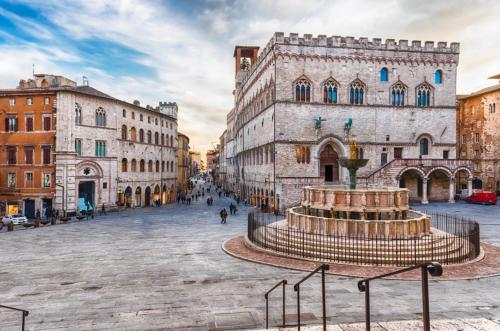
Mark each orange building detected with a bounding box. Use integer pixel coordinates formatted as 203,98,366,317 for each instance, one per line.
457,75,500,193
0,77,57,218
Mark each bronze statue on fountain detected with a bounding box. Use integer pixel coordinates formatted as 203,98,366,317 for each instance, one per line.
339,119,368,189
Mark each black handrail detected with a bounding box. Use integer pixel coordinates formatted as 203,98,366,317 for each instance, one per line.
293,264,329,331
357,262,443,331
0,304,29,331
264,279,287,329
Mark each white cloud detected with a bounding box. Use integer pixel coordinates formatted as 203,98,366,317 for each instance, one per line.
2,0,500,155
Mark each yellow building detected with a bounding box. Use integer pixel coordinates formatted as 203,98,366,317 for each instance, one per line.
177,133,190,193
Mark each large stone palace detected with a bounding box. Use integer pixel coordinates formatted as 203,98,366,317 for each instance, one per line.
0,74,179,218
222,33,473,211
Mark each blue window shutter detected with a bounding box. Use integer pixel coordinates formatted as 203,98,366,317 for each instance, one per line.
435,70,442,84
381,68,388,81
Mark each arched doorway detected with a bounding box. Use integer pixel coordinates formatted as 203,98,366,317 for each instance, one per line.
320,144,339,183
78,181,95,213
135,187,142,207
427,169,451,201
398,168,425,202
124,186,132,207
145,186,151,207
162,185,167,204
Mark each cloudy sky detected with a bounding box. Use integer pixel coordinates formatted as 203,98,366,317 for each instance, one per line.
0,0,499,156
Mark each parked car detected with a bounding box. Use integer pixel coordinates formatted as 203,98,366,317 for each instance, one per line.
465,191,497,205
1,214,28,225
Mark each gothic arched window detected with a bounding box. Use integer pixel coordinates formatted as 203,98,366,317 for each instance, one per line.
75,103,82,124
416,83,432,107
140,159,145,172
435,70,443,84
349,80,366,105
391,82,407,107
147,130,152,144
121,158,128,172
148,160,153,172
131,159,137,172
323,79,339,104
154,132,159,145
121,125,127,140
380,67,388,81
130,127,136,141
139,129,144,142
155,160,160,172
295,78,311,102
95,107,106,127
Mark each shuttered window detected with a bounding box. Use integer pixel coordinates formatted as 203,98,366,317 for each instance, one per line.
26,117,34,131
43,116,51,131
25,146,34,164
42,146,51,164
7,146,16,164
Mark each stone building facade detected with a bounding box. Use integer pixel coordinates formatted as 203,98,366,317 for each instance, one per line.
54,83,178,214
177,133,190,194
457,78,500,194
222,33,472,211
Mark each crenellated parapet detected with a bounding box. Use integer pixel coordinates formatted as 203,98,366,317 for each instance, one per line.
272,32,459,54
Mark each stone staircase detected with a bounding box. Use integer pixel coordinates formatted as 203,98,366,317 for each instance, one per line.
249,221,474,266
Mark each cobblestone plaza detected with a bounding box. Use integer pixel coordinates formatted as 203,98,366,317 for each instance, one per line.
1,180,499,330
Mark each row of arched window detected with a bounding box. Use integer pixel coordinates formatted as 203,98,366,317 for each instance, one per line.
121,125,174,146
489,103,496,114
75,104,108,126
240,144,274,166
295,77,435,107
237,81,274,129
121,158,175,173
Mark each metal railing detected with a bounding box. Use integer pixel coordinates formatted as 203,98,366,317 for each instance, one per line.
264,280,287,329
0,304,29,331
357,262,443,331
248,211,480,266
294,264,329,331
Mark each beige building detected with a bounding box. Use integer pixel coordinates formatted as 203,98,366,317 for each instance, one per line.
41,74,179,214
221,33,472,211
457,75,500,194
189,151,201,177
177,133,190,194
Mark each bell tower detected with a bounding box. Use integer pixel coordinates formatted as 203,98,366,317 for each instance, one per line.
233,46,259,88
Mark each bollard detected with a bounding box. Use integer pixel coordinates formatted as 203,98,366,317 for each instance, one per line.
50,217,56,225
34,219,40,228
7,222,14,231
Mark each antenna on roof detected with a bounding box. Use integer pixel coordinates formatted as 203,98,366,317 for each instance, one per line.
82,76,89,86
32,64,35,76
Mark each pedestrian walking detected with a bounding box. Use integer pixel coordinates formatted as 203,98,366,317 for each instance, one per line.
100,203,107,216
220,208,228,224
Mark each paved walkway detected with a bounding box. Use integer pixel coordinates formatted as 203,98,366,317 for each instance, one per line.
0,181,499,330
260,317,500,330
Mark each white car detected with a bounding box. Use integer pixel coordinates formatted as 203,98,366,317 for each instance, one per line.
2,214,28,225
